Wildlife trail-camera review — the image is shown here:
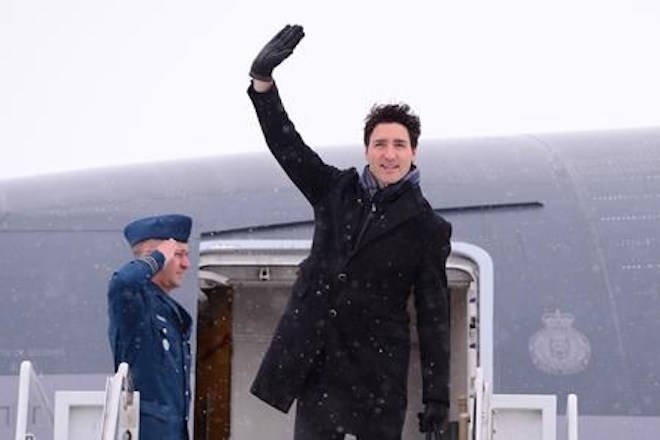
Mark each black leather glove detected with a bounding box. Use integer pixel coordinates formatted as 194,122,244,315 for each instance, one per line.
418,401,449,439
249,24,305,81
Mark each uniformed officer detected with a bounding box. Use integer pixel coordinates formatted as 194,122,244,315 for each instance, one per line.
107,214,193,440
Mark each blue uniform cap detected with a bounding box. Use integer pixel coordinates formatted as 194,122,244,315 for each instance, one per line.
123,214,192,246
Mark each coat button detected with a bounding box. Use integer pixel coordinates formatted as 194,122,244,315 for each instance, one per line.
329,309,338,318
337,273,348,282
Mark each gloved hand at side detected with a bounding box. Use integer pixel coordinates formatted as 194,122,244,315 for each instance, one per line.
418,401,449,439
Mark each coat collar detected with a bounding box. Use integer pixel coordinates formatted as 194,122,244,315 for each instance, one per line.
353,182,428,253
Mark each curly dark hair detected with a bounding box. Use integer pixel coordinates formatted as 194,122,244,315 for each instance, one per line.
363,103,421,149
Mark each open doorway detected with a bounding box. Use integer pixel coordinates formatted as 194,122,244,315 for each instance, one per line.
195,270,234,440
194,239,483,439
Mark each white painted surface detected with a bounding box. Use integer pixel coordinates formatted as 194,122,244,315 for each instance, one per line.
491,394,556,440
452,242,495,386
53,391,104,440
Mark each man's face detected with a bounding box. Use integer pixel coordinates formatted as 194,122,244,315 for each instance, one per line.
365,122,416,187
140,240,190,292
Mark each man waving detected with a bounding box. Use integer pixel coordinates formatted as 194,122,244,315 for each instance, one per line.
248,25,452,440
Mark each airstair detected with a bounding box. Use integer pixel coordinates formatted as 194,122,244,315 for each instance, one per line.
14,364,578,440
13,361,139,440
468,367,579,440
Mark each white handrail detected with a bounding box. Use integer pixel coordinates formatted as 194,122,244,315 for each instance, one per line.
472,367,484,440
14,361,31,440
31,366,54,426
100,362,134,440
14,360,54,440
567,394,578,440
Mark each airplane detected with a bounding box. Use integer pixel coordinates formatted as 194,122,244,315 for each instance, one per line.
2,125,660,439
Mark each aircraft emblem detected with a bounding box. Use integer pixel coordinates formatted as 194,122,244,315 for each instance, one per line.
529,309,590,375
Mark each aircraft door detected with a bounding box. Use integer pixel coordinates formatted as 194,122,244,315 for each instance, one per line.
194,239,489,440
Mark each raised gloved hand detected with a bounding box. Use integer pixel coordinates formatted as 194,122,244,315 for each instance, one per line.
250,24,305,81
418,401,449,440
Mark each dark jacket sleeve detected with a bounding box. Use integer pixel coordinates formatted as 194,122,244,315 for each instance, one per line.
248,83,342,206
107,251,165,365
414,217,452,405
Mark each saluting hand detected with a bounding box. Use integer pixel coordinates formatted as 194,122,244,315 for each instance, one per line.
250,24,305,81
156,238,179,265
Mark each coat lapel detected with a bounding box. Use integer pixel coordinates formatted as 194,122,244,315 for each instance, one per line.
153,287,193,335
353,185,426,254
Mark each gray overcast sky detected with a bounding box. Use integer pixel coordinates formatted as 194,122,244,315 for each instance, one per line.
2,0,660,180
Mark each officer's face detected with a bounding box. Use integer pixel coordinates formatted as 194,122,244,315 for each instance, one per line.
152,241,190,292
365,123,416,187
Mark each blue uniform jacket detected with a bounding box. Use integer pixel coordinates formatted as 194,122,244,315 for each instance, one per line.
107,250,192,440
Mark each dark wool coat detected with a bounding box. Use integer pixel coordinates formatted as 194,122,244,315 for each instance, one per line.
108,250,192,440
248,84,451,436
